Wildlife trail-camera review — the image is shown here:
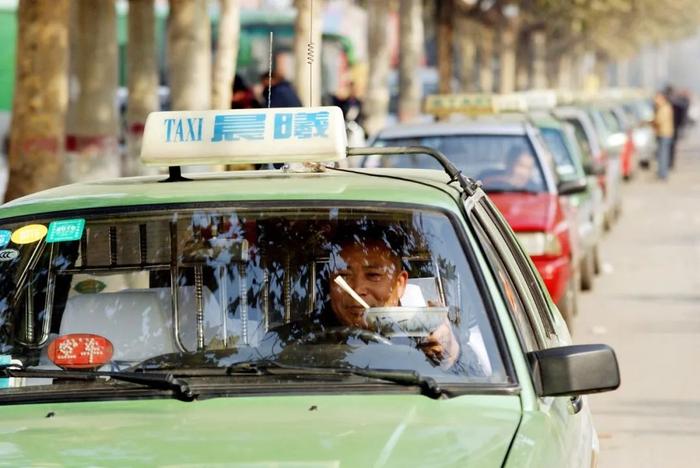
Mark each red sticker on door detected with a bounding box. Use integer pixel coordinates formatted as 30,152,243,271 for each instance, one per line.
47,334,114,369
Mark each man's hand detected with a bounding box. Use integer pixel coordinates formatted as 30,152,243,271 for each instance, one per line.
417,319,460,369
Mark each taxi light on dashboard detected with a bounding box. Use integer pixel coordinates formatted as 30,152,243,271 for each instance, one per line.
516,232,562,257
140,106,347,166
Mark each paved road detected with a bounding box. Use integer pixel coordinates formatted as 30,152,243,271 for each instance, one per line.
574,129,700,467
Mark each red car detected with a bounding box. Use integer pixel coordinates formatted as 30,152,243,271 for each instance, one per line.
372,117,584,325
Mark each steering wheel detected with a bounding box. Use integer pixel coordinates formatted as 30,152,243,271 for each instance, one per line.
299,326,393,346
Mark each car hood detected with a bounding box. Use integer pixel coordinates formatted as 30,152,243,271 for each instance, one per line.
0,394,522,466
488,192,558,232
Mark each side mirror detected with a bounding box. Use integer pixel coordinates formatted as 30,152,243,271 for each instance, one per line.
527,344,620,397
583,162,606,177
558,178,588,196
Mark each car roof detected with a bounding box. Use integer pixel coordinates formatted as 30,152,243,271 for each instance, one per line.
528,111,563,129
376,117,529,139
0,168,464,221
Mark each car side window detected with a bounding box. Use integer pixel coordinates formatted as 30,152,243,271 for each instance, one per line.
475,199,559,344
471,216,540,352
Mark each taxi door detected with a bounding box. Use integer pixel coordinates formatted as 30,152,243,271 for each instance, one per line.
472,197,594,467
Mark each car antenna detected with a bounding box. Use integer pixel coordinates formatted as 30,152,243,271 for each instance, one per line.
306,0,315,107
267,31,273,109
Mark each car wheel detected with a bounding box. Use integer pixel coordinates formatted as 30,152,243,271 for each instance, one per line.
580,252,595,291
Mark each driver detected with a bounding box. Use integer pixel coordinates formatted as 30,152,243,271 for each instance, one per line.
502,145,536,189
327,238,461,369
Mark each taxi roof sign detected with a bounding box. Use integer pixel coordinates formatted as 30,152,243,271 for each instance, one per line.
424,94,493,117
140,106,347,166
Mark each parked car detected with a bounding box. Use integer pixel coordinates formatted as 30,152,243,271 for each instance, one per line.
530,112,603,291
553,106,621,231
0,105,619,466
371,113,582,326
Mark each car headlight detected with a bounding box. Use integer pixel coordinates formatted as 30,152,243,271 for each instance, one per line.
516,232,562,256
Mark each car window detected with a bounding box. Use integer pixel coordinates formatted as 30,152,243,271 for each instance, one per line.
472,201,553,345
475,200,558,342
0,204,510,391
564,119,594,166
373,134,548,193
470,214,540,352
539,127,578,181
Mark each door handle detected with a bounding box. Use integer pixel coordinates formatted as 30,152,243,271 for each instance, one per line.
568,395,583,415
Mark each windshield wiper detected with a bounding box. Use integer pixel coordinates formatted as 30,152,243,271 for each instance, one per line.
226,360,446,399
0,366,195,402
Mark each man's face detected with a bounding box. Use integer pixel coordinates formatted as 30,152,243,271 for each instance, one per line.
509,153,535,188
329,242,408,328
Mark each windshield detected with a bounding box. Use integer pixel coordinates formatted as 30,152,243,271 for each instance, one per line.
372,134,547,193
540,127,580,182
0,205,508,396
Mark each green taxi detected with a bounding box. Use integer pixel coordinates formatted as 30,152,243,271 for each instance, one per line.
0,107,619,466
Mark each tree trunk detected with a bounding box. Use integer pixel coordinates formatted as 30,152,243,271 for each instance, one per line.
436,0,454,94
293,0,323,107
212,0,240,110
477,23,494,93
515,30,530,91
455,16,477,92
531,30,547,89
6,0,70,201
168,0,211,110
125,0,158,177
364,0,392,137
398,0,423,122
498,23,517,94
556,53,574,90
65,0,120,184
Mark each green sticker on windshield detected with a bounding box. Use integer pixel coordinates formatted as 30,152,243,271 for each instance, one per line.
46,219,85,243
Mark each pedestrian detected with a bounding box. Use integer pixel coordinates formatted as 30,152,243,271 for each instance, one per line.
664,85,689,170
259,70,302,108
652,91,674,181
331,81,364,127
231,74,260,110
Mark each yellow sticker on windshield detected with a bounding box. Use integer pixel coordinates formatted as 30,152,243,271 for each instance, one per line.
11,224,48,245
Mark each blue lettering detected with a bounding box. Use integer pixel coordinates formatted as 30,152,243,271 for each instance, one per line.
212,114,266,141
164,119,176,142
175,120,185,142
274,113,293,139
186,118,203,142
294,112,329,139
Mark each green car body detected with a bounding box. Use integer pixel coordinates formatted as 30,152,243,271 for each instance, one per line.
0,165,612,467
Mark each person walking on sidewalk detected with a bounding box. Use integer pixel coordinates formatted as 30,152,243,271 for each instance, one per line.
652,91,675,180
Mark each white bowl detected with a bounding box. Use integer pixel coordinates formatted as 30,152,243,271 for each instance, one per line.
365,307,449,338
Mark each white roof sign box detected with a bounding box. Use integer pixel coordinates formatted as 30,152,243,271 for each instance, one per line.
140,106,347,166
521,90,557,110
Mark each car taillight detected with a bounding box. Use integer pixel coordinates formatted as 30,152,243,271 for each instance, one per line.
516,232,563,257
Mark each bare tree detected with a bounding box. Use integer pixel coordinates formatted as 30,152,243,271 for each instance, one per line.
364,0,392,137
168,0,211,110
477,23,494,93
66,0,119,183
398,0,423,122
498,22,517,93
531,29,547,89
211,0,240,110
125,0,158,176
455,16,477,92
294,0,323,107
436,0,454,94
6,0,70,201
